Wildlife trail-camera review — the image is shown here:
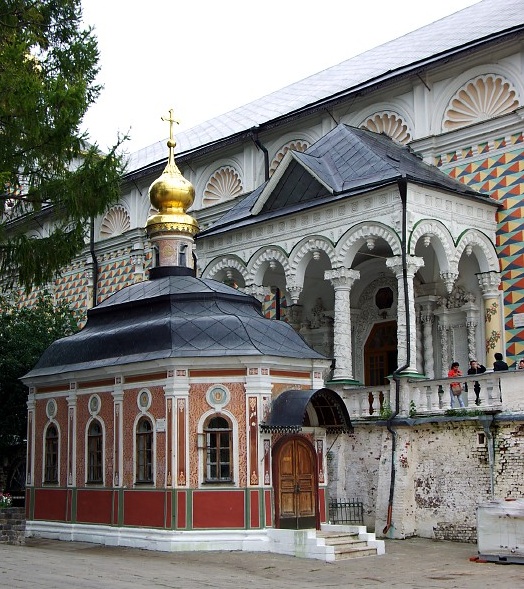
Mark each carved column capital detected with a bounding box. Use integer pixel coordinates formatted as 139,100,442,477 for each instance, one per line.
477,271,501,298
324,267,360,289
386,255,424,277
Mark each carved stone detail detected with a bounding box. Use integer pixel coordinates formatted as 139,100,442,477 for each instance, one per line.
269,140,309,176
360,111,411,144
443,74,520,131
100,205,131,239
203,166,243,206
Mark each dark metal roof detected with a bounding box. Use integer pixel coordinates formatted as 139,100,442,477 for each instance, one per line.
24,270,325,378
128,0,524,173
199,124,494,237
261,388,353,433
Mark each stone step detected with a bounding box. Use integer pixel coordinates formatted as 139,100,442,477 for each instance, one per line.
316,530,379,560
334,546,378,560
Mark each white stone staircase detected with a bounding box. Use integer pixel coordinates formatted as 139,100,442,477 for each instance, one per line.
264,524,385,562
318,524,385,561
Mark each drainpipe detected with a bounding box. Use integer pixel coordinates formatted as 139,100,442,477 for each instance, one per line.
481,415,495,498
383,176,410,536
250,128,269,182
90,217,98,307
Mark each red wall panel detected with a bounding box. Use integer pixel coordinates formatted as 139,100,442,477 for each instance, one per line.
76,489,113,524
318,488,326,523
192,490,245,529
265,490,272,527
123,490,165,528
33,488,68,521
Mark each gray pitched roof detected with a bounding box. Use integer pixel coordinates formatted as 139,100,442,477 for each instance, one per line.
23,272,325,379
198,124,494,237
128,0,524,173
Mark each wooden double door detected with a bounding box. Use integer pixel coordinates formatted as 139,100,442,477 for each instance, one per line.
273,436,318,529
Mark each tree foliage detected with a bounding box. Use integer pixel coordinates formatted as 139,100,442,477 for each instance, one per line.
0,0,126,291
0,291,79,450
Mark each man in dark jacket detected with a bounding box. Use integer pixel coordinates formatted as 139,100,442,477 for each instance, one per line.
493,352,509,371
467,360,486,405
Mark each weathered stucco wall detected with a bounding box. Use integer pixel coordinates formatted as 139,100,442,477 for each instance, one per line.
327,417,524,542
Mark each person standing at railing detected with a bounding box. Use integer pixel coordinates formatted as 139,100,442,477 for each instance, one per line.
518,359,524,370
448,362,465,408
467,360,486,406
493,352,508,403
493,352,509,371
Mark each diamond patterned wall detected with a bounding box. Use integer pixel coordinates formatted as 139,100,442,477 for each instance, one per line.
438,131,524,361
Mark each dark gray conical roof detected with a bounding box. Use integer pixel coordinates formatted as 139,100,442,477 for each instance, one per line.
24,270,325,378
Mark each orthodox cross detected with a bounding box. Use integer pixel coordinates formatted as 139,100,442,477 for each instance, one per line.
161,108,179,146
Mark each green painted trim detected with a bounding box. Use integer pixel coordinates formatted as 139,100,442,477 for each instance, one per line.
399,371,428,380
326,379,362,386
70,488,77,523
118,487,124,526
171,489,176,529
186,489,193,531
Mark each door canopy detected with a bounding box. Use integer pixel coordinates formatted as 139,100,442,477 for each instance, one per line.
261,388,352,434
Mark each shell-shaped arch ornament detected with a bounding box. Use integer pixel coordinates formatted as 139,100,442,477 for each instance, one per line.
203,166,243,206
360,111,411,144
443,74,520,131
99,205,131,239
269,140,309,177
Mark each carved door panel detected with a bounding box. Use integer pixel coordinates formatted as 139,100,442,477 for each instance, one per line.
274,437,317,529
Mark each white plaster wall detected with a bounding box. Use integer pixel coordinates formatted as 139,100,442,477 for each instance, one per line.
330,419,524,542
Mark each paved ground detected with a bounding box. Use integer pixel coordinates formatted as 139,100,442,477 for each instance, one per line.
1,537,524,588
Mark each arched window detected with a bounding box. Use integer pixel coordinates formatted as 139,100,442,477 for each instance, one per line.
136,417,153,483
204,415,232,483
44,424,58,483
87,420,103,483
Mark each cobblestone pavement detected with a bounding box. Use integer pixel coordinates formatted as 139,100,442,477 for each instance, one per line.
1,537,524,588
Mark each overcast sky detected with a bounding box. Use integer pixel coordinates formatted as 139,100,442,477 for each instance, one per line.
80,0,479,154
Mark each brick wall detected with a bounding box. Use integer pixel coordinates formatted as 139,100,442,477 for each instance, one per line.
0,507,25,545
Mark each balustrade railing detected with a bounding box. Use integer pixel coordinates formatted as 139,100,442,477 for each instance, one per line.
341,370,524,419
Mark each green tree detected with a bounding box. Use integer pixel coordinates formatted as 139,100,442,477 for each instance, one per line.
0,0,126,291
0,291,79,450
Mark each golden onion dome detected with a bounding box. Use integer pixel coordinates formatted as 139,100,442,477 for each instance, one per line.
146,111,199,236
148,144,194,214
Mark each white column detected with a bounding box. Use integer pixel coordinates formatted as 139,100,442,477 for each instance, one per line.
419,299,436,379
386,255,424,372
67,385,77,487
324,267,360,382
26,390,36,488
112,381,124,487
477,271,503,367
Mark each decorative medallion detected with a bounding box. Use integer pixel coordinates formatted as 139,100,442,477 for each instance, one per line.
206,385,230,409
88,394,101,416
46,399,57,419
137,388,152,412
